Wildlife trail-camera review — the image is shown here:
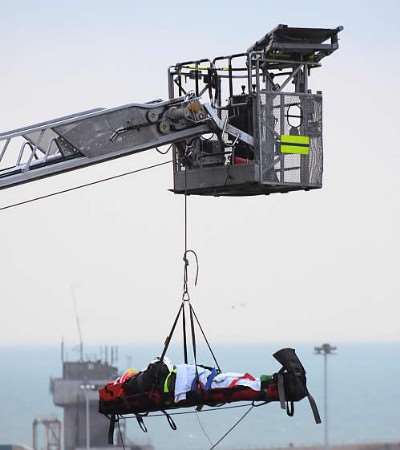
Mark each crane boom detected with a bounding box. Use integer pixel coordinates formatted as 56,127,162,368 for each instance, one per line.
0,96,214,190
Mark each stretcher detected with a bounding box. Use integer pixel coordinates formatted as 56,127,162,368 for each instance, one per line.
98,348,321,440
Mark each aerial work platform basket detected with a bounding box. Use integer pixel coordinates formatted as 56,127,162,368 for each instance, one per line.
171,24,341,196
172,91,323,196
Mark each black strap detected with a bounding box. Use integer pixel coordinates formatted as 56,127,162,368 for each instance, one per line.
136,415,148,433
286,401,294,417
277,373,286,410
189,304,200,384
191,307,222,373
307,391,322,424
189,304,198,367
160,303,183,361
159,257,220,376
162,410,177,431
182,303,188,364
108,415,116,444
160,300,221,375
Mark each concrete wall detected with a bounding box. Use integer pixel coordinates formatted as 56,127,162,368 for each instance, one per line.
51,360,118,450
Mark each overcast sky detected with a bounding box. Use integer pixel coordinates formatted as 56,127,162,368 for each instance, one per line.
0,0,399,346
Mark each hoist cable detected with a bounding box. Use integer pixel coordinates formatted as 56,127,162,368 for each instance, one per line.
160,149,220,384
182,165,200,380
191,307,222,373
182,173,190,299
208,405,255,450
0,159,172,212
181,150,221,374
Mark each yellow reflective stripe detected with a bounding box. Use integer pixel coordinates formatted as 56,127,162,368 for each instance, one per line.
163,369,176,393
281,144,310,155
280,135,310,155
281,134,310,145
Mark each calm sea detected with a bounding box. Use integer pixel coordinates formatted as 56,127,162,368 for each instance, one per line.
0,343,399,450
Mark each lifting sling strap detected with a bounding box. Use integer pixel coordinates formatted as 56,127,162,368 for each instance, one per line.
108,415,116,445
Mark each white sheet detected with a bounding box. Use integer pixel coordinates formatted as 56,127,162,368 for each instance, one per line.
174,365,261,403
174,364,210,403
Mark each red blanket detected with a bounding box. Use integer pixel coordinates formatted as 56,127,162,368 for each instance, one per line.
99,379,279,415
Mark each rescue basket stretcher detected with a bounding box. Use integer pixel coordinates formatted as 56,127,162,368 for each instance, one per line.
99,376,279,416
98,348,321,440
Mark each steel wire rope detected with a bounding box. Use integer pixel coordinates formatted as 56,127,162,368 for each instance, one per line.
208,405,255,450
0,160,172,212
122,402,266,448
195,410,214,447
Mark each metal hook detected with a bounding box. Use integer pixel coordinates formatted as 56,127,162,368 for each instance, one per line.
183,249,199,287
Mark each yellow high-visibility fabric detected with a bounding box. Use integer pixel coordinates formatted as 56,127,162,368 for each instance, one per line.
163,369,177,393
280,135,310,155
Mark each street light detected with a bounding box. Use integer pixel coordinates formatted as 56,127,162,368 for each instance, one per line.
80,383,96,450
314,343,337,450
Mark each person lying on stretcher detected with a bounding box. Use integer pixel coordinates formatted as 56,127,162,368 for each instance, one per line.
99,348,321,440
100,348,319,416
117,356,276,403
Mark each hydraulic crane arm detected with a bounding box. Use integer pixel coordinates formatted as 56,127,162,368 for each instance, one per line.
0,95,224,190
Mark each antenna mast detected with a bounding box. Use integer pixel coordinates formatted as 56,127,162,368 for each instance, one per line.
71,286,84,362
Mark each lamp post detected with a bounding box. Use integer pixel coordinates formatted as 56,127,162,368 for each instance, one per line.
80,383,96,450
314,343,337,450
